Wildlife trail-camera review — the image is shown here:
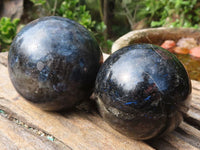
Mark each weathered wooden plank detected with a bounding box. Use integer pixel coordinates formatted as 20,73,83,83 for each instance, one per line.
185,108,200,127
175,129,200,149
103,53,110,61
191,80,200,111
147,121,200,150
0,115,70,150
179,122,200,141
0,52,8,67
163,132,199,150
1,51,200,150
146,138,178,150
184,80,200,129
192,80,200,91
0,52,153,150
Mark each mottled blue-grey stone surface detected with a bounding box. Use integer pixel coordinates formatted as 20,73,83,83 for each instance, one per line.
8,16,102,111
94,44,191,140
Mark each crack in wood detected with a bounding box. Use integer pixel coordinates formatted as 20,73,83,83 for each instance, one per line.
0,107,72,150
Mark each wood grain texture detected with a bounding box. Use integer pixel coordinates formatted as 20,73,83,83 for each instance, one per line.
0,52,200,150
0,115,70,150
162,132,199,150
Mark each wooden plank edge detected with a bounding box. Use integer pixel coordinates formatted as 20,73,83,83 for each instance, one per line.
162,132,199,150
1,52,200,150
179,122,200,141
0,97,154,150
0,114,71,150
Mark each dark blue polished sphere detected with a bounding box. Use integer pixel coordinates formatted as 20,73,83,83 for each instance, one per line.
94,44,191,140
8,16,102,111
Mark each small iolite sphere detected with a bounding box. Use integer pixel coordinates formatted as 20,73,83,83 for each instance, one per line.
94,44,191,140
8,16,102,111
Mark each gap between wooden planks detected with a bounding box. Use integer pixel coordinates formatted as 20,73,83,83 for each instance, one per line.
0,115,70,150
0,52,200,150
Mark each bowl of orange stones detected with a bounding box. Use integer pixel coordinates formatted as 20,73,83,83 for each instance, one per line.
161,38,200,57
112,27,200,81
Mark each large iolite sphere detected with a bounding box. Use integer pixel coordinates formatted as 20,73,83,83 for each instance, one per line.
8,16,102,111
94,44,191,140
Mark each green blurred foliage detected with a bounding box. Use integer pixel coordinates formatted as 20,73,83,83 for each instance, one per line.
30,0,63,15
4,0,198,52
58,0,96,30
29,0,46,6
0,17,20,51
117,0,200,28
144,0,200,28
30,0,112,53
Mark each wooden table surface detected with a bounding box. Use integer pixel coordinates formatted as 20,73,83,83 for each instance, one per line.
0,52,200,150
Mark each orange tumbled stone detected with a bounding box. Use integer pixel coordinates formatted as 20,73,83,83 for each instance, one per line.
173,47,189,54
189,46,200,58
161,40,176,52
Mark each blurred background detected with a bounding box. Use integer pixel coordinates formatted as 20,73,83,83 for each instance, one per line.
0,0,200,80
1,0,200,52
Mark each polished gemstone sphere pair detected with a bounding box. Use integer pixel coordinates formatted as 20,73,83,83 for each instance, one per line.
8,16,191,140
